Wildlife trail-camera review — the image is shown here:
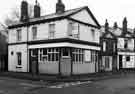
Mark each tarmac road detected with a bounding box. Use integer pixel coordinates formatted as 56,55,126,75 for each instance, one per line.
0,74,135,94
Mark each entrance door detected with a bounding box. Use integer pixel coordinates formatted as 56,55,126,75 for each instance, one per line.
29,49,38,74
119,55,123,69
60,48,71,76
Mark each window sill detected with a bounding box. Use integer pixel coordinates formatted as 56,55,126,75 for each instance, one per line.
16,66,22,69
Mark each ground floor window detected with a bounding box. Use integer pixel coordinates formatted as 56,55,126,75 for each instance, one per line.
72,48,84,63
126,56,130,61
17,52,22,65
38,48,59,63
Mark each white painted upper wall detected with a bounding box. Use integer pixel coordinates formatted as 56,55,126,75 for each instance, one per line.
70,9,97,26
79,23,100,43
8,27,28,43
8,9,100,44
28,19,68,41
8,20,69,43
8,19,100,44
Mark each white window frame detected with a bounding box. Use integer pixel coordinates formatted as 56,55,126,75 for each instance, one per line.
17,29,22,41
17,52,22,66
49,24,55,39
103,41,106,51
38,48,59,63
68,21,80,39
32,26,37,40
72,48,84,63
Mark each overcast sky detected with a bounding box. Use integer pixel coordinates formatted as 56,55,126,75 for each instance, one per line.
0,0,135,28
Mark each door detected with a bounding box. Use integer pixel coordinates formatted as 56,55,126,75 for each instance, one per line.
119,55,123,69
60,48,71,76
29,49,39,74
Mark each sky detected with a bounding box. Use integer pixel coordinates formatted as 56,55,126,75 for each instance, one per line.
0,0,135,28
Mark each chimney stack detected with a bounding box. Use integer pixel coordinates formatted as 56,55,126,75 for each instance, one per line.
20,0,29,22
122,17,127,34
105,19,109,32
113,22,118,29
34,0,41,18
56,0,65,14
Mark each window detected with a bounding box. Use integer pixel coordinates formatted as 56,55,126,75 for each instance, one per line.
31,50,37,57
91,29,95,40
68,22,79,39
124,39,128,49
103,41,106,51
17,52,22,65
11,51,14,55
105,56,110,68
32,26,37,40
72,49,84,63
39,48,59,62
91,51,95,62
112,43,116,52
62,48,69,56
49,24,55,39
126,56,130,61
17,29,21,41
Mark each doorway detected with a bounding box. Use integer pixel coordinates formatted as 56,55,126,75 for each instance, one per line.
119,55,123,69
60,48,71,76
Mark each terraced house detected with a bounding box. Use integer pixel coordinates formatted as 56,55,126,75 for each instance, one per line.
8,0,101,76
100,18,135,71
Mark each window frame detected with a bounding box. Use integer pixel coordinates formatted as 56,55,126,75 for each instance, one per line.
72,48,84,63
126,56,130,62
38,48,59,63
16,29,22,41
32,26,37,40
68,21,80,39
103,41,106,51
17,52,22,66
49,23,55,39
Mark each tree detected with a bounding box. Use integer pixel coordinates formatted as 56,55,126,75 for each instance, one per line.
4,4,34,26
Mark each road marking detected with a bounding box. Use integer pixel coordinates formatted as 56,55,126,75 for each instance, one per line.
48,81,92,88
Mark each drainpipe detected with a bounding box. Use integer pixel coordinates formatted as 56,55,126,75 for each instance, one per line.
26,24,29,72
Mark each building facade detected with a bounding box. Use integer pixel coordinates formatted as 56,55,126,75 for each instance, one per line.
100,18,135,71
100,20,117,71
8,0,101,76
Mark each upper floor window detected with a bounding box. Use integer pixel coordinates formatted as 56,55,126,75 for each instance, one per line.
68,22,79,39
32,26,37,40
124,39,128,49
103,41,106,51
91,29,95,38
17,29,22,41
113,43,116,52
49,24,55,39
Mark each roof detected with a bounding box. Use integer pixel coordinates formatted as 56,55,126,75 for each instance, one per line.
8,6,101,29
101,26,134,38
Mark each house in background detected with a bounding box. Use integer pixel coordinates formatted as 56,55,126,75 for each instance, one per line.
100,17,135,71
8,0,101,76
100,20,117,71
116,18,135,70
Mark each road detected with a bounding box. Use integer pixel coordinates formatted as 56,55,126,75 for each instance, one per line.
0,74,135,94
